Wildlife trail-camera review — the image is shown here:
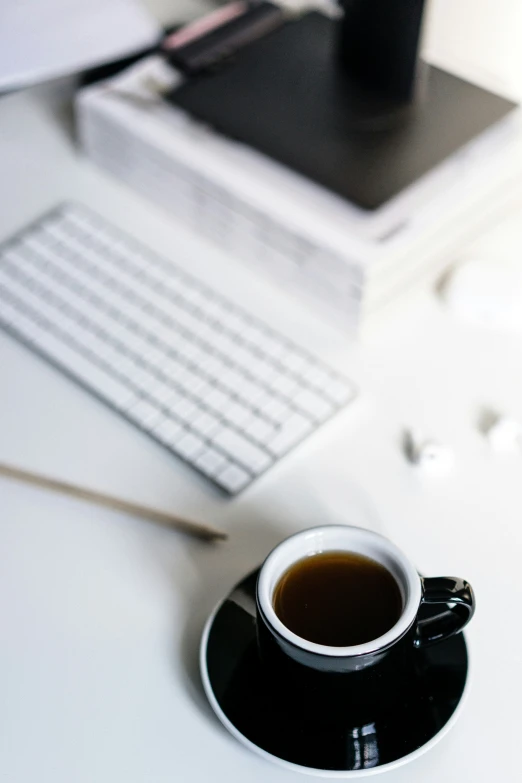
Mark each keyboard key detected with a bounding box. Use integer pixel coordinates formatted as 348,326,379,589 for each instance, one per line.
152,418,184,446
217,463,251,493
257,395,292,424
218,366,245,392
128,397,162,427
2,305,42,342
266,413,313,456
167,395,199,421
284,351,308,374
178,367,206,394
199,353,228,376
93,373,137,408
269,373,299,398
191,411,221,437
257,333,288,361
220,399,251,427
220,311,244,334
233,376,265,406
204,387,233,414
241,354,277,384
112,353,140,379
195,448,228,477
301,364,331,391
211,428,272,472
176,431,205,459
182,343,206,366
125,363,157,391
325,377,355,405
191,379,213,402
293,388,334,420
148,380,178,405
0,296,23,327
228,343,256,369
243,416,277,444
240,322,265,347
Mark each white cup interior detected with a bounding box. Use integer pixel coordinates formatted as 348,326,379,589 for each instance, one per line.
258,525,422,657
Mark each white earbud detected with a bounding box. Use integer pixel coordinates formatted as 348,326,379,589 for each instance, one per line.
484,415,522,453
403,431,455,476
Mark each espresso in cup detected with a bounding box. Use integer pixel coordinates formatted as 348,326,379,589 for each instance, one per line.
273,551,402,647
257,526,475,675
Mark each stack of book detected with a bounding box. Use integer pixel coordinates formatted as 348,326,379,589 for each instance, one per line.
77,56,522,333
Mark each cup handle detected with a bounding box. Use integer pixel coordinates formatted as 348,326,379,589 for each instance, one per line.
414,577,475,648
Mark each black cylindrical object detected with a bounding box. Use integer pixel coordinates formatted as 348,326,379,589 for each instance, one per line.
338,0,428,103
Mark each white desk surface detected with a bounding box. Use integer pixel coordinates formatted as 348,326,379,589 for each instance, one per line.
1,78,522,783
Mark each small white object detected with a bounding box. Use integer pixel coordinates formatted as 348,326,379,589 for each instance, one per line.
442,253,522,333
415,442,456,476
485,416,522,452
404,431,455,476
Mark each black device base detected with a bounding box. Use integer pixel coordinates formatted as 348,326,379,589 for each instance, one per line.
168,12,517,211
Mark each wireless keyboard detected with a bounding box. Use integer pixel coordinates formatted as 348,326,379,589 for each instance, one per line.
0,204,356,493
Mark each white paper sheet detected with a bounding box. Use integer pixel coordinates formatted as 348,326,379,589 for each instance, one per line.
0,0,161,92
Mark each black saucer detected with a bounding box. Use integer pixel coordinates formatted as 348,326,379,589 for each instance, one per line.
200,568,469,777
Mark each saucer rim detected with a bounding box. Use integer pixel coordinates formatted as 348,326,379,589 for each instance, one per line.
200,571,471,779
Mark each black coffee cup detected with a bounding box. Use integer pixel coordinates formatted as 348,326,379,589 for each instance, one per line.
256,525,475,677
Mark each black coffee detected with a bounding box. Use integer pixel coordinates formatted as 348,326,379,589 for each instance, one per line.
273,551,402,647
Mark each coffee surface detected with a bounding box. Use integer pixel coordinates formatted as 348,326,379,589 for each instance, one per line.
273,551,402,647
